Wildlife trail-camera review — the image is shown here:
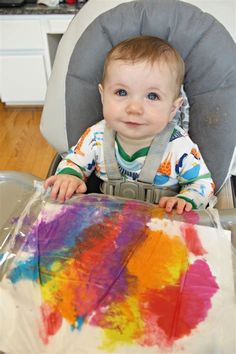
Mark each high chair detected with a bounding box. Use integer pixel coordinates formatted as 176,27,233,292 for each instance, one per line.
0,2,236,353
0,0,236,232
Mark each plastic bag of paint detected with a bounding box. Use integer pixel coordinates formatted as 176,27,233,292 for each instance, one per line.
0,185,235,354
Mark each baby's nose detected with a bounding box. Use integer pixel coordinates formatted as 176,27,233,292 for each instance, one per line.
125,100,143,115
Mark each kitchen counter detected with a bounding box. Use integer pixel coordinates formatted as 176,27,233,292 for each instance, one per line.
0,1,84,15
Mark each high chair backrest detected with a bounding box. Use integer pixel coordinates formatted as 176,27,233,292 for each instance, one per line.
41,0,236,193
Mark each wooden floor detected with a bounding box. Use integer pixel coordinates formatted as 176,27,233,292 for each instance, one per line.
0,102,57,179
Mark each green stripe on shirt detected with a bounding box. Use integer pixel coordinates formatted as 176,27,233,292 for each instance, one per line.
115,136,149,162
57,167,83,180
179,173,212,185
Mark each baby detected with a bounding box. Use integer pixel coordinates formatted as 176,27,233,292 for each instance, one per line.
44,36,215,214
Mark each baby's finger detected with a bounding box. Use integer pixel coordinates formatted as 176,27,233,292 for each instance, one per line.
76,182,87,194
165,198,178,212
56,182,70,203
50,181,62,201
65,182,79,200
44,176,56,189
159,197,169,208
184,202,193,212
176,199,187,214
176,199,193,214
49,177,68,201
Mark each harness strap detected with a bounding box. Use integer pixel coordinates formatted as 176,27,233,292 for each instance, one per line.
103,125,124,181
138,122,176,183
103,122,178,203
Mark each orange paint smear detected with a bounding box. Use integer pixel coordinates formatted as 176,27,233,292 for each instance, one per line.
127,229,188,291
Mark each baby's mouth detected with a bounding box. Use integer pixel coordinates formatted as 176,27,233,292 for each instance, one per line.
124,121,143,126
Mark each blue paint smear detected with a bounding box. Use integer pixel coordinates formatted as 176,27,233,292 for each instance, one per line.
9,256,39,283
70,316,85,331
76,316,85,330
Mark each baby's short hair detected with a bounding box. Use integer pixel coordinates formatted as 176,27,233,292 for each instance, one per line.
102,35,185,97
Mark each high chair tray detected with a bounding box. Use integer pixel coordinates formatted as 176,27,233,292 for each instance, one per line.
0,185,235,354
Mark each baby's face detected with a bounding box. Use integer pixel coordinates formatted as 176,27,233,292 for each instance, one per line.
99,59,183,141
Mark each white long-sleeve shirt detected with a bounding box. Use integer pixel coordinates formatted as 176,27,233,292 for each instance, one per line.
57,120,215,209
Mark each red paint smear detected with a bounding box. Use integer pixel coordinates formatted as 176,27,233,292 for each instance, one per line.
141,259,219,344
180,223,207,256
39,303,62,344
182,210,200,225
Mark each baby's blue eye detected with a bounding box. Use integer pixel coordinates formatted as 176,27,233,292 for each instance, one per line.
116,89,127,96
147,92,159,101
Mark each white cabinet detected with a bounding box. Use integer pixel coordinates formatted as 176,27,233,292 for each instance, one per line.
2,19,43,49
2,55,47,103
0,15,74,105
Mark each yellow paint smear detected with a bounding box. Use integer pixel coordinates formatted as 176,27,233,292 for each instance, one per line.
41,258,78,325
100,296,143,352
150,207,165,220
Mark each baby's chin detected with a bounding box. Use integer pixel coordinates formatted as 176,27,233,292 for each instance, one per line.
117,131,156,143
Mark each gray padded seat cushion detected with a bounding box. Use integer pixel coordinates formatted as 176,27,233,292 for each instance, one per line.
65,0,236,192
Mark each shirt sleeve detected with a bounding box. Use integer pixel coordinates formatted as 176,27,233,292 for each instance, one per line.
56,127,97,181
175,144,215,209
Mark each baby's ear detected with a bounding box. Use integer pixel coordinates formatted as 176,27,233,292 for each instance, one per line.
175,95,184,110
169,96,184,121
98,83,104,103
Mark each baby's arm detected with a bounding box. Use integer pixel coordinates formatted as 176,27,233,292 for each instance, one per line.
44,127,97,202
175,145,215,210
44,174,87,203
159,141,214,214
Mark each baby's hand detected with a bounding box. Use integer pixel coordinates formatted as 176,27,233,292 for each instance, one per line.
159,196,192,214
44,174,87,203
